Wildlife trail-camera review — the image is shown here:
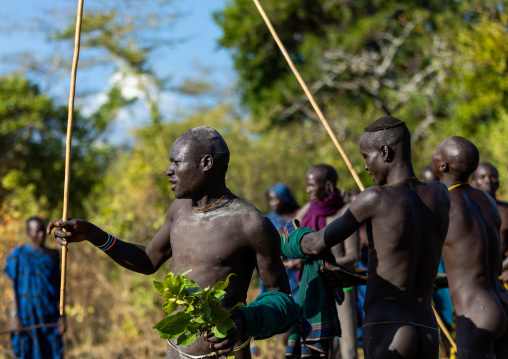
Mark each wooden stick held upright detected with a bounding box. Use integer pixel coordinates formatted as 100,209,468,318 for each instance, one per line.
60,0,85,316
251,0,364,191
252,0,458,351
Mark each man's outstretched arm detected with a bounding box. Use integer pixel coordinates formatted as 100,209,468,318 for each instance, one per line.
47,200,184,275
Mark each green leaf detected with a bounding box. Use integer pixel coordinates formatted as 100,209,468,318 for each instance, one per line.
209,303,230,321
212,290,226,302
226,351,236,359
163,301,178,316
153,279,164,293
153,311,192,335
211,273,236,292
227,302,245,313
158,331,179,340
183,286,202,295
211,320,235,339
177,332,197,346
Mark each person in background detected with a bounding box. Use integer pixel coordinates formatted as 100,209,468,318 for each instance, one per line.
296,164,358,359
261,182,303,346
261,182,302,296
471,163,508,275
4,216,65,359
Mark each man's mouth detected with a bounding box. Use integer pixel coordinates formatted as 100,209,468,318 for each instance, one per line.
169,179,177,190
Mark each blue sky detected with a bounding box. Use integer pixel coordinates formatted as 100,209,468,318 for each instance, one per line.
0,0,236,143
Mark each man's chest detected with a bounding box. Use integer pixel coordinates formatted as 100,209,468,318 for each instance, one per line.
170,215,249,265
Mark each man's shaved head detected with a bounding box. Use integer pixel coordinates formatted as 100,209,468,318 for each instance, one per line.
309,164,339,187
363,116,411,161
180,126,230,162
176,126,230,173
439,136,479,178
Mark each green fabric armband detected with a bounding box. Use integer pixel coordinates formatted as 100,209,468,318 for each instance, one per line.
236,291,300,340
280,227,315,259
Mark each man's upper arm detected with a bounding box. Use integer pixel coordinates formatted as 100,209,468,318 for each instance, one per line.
145,199,184,271
249,215,291,295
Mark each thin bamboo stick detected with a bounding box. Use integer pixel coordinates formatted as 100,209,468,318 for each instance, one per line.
60,0,85,316
0,323,59,336
433,304,457,351
252,0,458,351
251,0,364,191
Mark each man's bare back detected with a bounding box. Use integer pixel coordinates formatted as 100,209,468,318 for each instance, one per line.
298,117,450,359
358,181,449,326
433,136,508,358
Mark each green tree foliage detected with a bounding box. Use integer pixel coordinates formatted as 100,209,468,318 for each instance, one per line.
0,75,119,220
216,0,508,194
216,0,462,125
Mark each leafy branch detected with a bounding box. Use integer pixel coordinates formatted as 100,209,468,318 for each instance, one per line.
153,270,243,347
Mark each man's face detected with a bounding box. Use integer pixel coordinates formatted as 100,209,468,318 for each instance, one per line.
431,142,446,180
305,168,328,203
472,164,499,197
267,191,282,213
166,137,204,199
27,220,45,246
359,133,387,185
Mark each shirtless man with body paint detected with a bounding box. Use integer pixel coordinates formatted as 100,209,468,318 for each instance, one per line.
48,127,291,359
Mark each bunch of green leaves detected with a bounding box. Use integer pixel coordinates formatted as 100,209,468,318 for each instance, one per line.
153,270,243,347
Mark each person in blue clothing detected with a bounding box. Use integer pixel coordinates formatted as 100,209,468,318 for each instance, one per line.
4,216,65,359
261,183,302,297
261,183,303,347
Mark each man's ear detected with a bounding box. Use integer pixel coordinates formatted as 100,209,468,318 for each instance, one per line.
438,161,449,174
201,154,214,172
325,181,334,196
380,145,394,163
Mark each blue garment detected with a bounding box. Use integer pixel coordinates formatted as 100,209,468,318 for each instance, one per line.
261,212,300,297
432,257,453,330
269,183,299,210
267,211,288,229
4,245,63,359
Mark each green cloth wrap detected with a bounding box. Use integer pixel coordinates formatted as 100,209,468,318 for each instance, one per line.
236,291,300,340
283,226,342,357
280,227,314,259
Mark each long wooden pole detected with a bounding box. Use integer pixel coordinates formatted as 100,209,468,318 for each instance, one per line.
60,0,85,316
433,305,457,351
251,0,364,191
252,0,458,351
0,323,59,336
